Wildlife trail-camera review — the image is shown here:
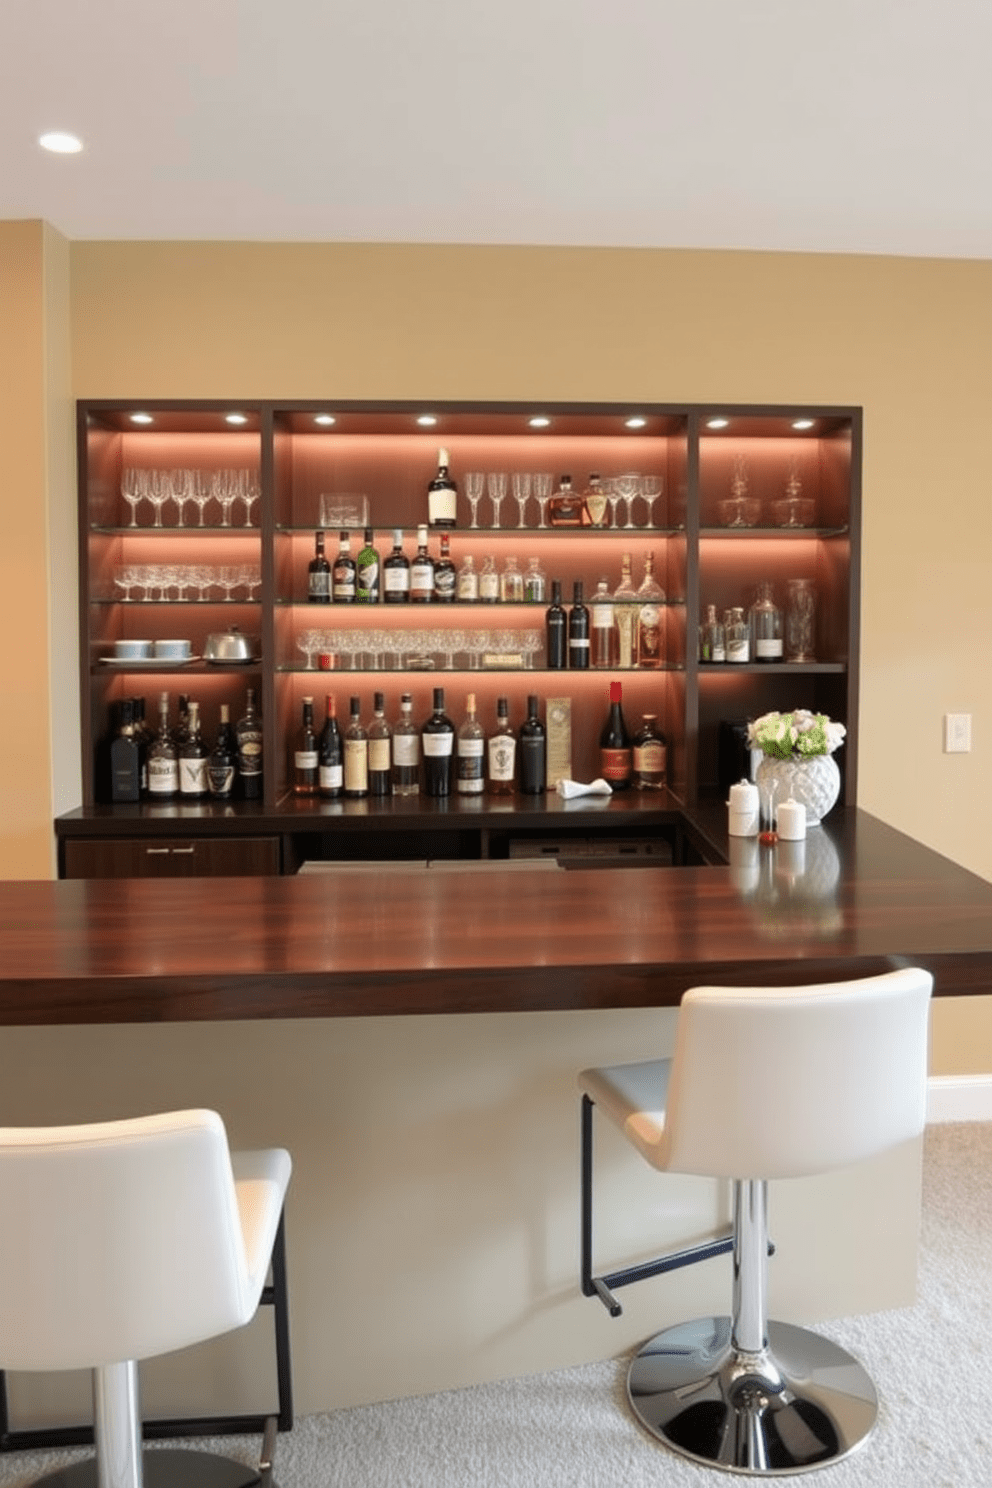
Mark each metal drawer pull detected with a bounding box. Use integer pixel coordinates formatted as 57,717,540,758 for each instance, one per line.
145,848,170,855
172,846,196,855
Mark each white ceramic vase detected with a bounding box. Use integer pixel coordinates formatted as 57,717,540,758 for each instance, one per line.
755,753,841,827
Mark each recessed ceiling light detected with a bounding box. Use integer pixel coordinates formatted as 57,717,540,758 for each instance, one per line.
625,417,647,429
225,413,248,426
416,415,437,427
38,131,83,154
129,412,153,425
792,418,815,431
314,414,336,426
706,417,729,430
529,416,550,429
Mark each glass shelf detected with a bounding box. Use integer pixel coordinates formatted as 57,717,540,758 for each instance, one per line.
699,525,848,538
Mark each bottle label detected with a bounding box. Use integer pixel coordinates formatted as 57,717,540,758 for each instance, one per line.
457,744,485,791
428,489,457,525
488,736,516,781
634,741,666,775
384,568,410,594
295,750,318,769
148,757,179,793
457,571,479,600
727,638,750,662
410,561,434,599
344,739,369,791
712,641,726,662
309,572,330,599
238,739,262,775
369,738,391,773
601,747,632,782
357,560,379,592
179,757,208,794
592,604,614,627
393,733,419,766
479,572,500,601
319,763,343,789
208,762,235,796
458,738,484,758
434,568,456,599
422,732,453,757
332,568,356,601
756,638,783,658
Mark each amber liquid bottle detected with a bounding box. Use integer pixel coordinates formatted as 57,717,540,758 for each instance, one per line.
293,696,319,796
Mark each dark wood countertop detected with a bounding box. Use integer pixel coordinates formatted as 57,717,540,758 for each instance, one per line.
7,808,992,1025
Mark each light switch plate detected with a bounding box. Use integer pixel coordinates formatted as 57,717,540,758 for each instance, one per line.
944,713,972,753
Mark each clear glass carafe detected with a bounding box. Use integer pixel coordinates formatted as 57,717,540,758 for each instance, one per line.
785,578,817,661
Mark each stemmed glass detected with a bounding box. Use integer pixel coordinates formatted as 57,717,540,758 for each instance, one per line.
189,470,212,527
466,629,489,669
367,629,388,670
512,472,532,528
442,628,467,669
487,472,508,529
237,563,262,600
191,564,214,601
297,628,322,670
213,470,239,528
533,473,553,529
169,468,193,526
640,474,663,528
240,471,261,527
520,629,542,669
216,564,240,602
121,468,144,527
616,471,642,529
146,471,169,528
114,564,141,601
465,472,485,529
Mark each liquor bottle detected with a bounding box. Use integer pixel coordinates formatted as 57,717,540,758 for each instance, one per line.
568,579,590,670
633,714,667,790
518,694,546,795
308,530,331,603
410,524,435,603
368,690,392,796
293,695,319,796
344,696,369,798
235,687,263,800
487,696,516,795
599,681,633,790
478,555,500,603
612,554,637,668
500,556,524,602
590,576,616,668
332,531,356,603
146,691,179,800
383,528,411,603
110,698,141,803
207,703,237,798
523,557,546,602
433,534,457,602
582,473,608,528
356,528,381,603
456,692,486,795
456,553,479,601
318,693,343,799
545,579,567,669
391,692,420,796
635,552,665,669
725,606,750,663
749,581,783,661
428,446,457,527
172,692,191,749
421,687,455,797
548,474,584,528
179,699,209,798
701,602,726,663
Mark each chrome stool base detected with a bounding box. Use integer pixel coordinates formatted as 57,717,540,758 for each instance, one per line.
628,1316,878,1476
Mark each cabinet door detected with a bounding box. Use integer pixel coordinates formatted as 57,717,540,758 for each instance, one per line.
63,836,281,879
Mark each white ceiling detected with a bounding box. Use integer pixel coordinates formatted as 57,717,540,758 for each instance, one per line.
3,0,992,257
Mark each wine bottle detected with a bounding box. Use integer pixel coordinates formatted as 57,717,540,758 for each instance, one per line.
487,696,516,796
568,580,590,670
368,690,392,796
293,696,319,796
518,694,546,795
409,524,435,603
308,530,331,603
331,531,356,603
633,713,667,790
433,534,457,602
428,446,457,527
207,703,237,798
635,552,665,669
146,691,179,800
179,699,209,798
421,687,455,797
110,698,141,803
383,528,411,603
318,694,343,799
391,692,420,796
599,681,632,790
235,687,263,800
456,692,485,795
546,579,567,669
344,696,369,798
356,528,381,603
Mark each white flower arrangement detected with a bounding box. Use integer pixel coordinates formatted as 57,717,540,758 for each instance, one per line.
747,709,846,761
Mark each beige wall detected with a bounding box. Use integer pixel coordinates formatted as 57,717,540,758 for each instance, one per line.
0,234,989,1417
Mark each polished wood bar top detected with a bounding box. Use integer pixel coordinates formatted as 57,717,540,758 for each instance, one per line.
5,809,992,1025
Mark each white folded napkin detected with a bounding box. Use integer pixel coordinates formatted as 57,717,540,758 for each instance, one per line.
556,778,614,799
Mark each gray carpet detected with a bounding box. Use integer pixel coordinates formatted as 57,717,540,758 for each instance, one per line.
2,1122,989,1485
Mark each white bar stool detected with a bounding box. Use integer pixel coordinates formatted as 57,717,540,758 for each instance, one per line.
578,966,932,1475
0,1109,292,1488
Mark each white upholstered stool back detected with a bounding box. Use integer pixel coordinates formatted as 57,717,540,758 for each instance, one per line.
0,1108,291,1372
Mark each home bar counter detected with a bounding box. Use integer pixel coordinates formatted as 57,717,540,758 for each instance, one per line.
10,805,992,1023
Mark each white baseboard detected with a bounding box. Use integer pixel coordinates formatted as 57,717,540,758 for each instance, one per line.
927,1074,992,1124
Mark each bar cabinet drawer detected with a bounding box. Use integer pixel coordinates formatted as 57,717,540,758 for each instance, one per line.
63,836,281,879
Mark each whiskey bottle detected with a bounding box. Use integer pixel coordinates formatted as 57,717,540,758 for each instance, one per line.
146,691,179,800
421,687,455,797
456,692,486,795
318,694,343,799
633,714,667,790
548,474,584,528
599,681,632,790
308,530,331,603
235,687,263,800
293,696,319,796
487,697,516,796
518,695,546,795
383,529,411,603
344,696,369,798
391,692,420,796
368,691,392,796
428,447,457,527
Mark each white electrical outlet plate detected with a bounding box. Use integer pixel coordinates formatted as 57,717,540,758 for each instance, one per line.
944,713,972,753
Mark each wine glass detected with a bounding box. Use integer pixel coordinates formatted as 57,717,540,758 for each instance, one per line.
616,471,642,529
533,473,553,529
520,628,542,669
121,468,144,527
640,474,663,528
216,564,239,601
487,472,508,529
605,477,623,530
512,471,532,528
214,470,239,528
465,472,485,529
240,471,261,527
297,628,322,670
169,468,192,526
466,628,488,670
114,564,141,601
146,470,169,528
442,628,467,669
189,470,212,527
